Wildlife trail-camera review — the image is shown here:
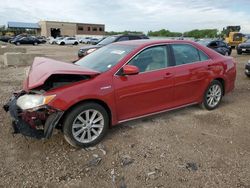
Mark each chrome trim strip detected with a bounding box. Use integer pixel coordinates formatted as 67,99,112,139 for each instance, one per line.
118,102,198,123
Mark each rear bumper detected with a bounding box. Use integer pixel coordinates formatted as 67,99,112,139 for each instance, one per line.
3,92,63,139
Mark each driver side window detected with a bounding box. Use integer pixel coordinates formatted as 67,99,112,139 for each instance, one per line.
128,46,168,73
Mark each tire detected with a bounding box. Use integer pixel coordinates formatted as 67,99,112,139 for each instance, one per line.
16,42,20,46
74,42,78,45
33,42,38,45
237,50,242,55
225,51,229,56
60,42,65,45
63,102,109,148
200,80,223,110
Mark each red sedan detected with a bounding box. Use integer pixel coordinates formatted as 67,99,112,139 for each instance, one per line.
4,40,236,148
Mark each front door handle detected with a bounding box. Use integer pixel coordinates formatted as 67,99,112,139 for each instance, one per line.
164,72,173,78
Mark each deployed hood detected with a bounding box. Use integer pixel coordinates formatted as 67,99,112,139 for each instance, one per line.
24,57,100,90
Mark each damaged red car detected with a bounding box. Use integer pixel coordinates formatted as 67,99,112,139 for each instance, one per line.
4,40,236,148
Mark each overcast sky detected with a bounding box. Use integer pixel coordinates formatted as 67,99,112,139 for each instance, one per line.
1,0,250,33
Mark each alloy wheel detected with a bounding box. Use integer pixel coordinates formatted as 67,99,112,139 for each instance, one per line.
206,84,222,108
72,109,104,144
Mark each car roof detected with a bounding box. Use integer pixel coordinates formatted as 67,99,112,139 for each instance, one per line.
113,39,224,59
114,39,197,47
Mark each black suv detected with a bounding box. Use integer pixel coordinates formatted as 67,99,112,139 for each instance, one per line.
78,34,149,58
197,39,231,56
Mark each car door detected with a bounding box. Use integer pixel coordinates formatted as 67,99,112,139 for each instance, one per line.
20,37,28,44
113,45,175,121
170,43,211,106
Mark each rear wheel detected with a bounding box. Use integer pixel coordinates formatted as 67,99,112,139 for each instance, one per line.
201,80,223,110
63,102,109,148
33,42,38,45
60,42,65,45
237,50,242,55
74,42,78,45
16,42,20,46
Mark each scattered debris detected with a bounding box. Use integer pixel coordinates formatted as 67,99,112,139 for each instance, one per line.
186,162,198,172
118,176,127,188
86,146,97,151
88,155,102,166
147,171,156,176
121,155,134,167
111,168,116,183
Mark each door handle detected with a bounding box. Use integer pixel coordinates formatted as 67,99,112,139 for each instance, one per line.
164,72,173,78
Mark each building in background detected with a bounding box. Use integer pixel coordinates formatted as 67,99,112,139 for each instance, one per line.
6,21,105,38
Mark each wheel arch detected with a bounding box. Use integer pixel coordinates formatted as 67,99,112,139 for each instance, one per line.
59,99,112,127
213,77,225,95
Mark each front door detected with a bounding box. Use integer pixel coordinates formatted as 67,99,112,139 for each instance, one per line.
113,45,175,121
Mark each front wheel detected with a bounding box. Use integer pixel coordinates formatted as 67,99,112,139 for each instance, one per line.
63,102,109,148
201,80,223,110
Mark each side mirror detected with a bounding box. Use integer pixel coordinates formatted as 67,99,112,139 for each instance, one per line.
122,65,139,75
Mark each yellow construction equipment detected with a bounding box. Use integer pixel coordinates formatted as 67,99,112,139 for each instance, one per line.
224,26,247,48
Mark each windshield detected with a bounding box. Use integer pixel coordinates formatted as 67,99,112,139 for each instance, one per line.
97,36,117,45
75,44,136,72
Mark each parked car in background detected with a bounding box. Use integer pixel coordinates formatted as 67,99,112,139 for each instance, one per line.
80,37,92,44
196,39,231,56
88,38,100,45
57,37,79,45
0,35,14,43
4,40,236,148
245,60,250,77
12,36,41,45
9,34,27,43
36,36,47,44
237,39,250,55
78,34,149,58
49,37,64,44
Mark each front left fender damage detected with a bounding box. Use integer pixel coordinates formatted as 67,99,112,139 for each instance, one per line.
3,92,64,139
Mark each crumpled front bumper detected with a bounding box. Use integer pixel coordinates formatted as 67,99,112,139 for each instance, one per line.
3,92,64,139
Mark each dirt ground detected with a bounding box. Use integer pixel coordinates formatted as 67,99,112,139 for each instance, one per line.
0,44,250,188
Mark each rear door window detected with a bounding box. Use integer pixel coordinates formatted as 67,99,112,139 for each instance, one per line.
171,44,209,65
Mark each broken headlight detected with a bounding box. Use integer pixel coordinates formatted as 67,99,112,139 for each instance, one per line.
16,94,56,110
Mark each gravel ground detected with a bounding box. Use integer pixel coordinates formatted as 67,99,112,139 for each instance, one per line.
0,44,250,188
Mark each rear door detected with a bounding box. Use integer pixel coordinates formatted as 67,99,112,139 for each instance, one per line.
170,43,211,106
113,45,175,121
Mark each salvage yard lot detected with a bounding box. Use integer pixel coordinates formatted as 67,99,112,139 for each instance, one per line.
0,44,250,187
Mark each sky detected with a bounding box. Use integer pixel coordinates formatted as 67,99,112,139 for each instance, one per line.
1,0,250,33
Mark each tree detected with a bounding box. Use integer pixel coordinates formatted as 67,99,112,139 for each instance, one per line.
148,29,182,37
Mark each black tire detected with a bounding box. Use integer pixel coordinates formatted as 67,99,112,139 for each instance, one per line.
16,42,20,46
63,102,109,148
237,50,242,55
74,42,78,45
200,80,223,110
60,42,65,45
33,42,38,45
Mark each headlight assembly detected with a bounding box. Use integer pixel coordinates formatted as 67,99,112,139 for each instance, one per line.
16,94,56,110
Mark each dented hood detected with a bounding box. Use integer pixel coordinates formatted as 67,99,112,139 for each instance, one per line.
24,57,100,90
